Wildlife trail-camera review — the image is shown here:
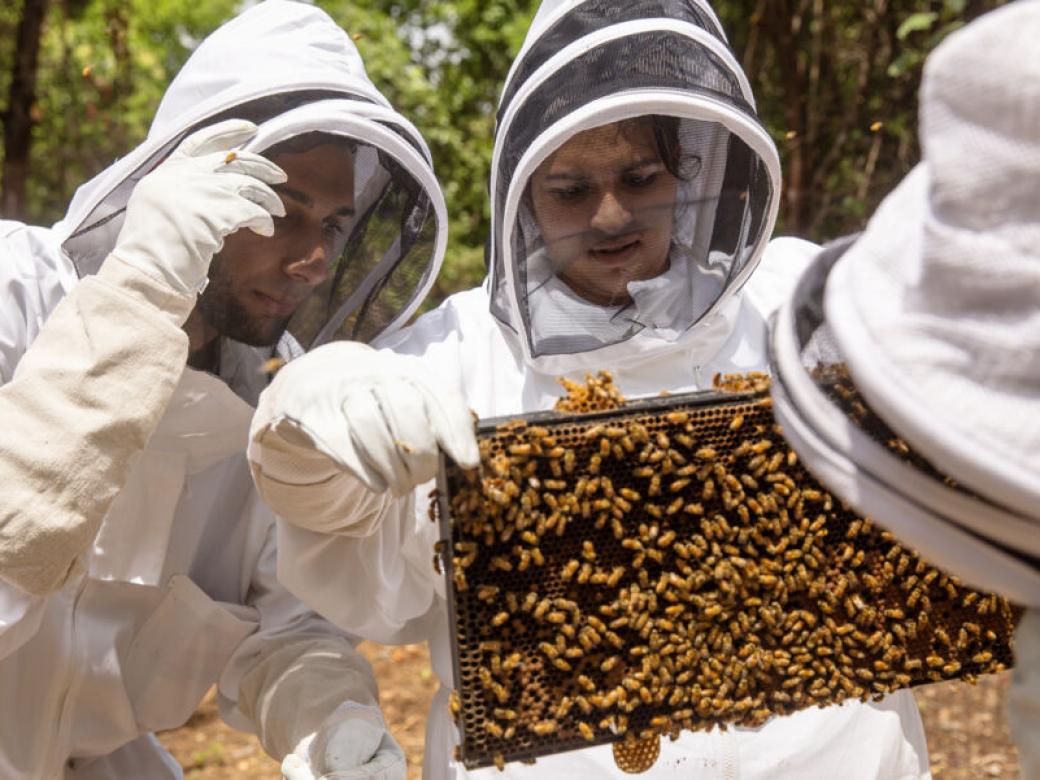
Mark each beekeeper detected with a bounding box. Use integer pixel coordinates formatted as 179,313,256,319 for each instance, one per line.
0,1,446,778
764,3,1040,776
249,2,931,778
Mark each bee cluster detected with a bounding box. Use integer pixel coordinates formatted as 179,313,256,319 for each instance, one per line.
438,372,1017,772
814,363,964,491
553,371,627,414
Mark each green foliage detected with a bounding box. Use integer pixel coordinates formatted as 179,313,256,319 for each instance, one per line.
0,0,1009,300
5,0,237,223
714,0,1004,240
889,0,974,78
187,739,226,769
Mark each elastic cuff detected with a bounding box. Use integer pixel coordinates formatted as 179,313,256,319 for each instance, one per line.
97,253,197,327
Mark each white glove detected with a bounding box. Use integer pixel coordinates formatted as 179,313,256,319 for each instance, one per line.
253,341,480,496
282,703,407,780
111,118,287,303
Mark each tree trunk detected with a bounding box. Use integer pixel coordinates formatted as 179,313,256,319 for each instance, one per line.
1,0,49,221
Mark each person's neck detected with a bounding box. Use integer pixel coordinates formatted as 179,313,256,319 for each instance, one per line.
183,310,221,373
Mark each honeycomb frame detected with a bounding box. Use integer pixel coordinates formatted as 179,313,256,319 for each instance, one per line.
435,386,1016,771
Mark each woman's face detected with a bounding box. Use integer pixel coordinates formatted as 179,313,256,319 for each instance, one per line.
529,119,679,306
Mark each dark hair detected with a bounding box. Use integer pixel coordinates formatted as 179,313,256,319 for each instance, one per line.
630,114,701,181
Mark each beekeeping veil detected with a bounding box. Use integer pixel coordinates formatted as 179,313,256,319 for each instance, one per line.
768,2,1040,606
56,1,446,359
488,0,780,374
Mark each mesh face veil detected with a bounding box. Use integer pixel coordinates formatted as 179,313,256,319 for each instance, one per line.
488,0,780,373
242,100,445,350
63,99,446,356
56,3,446,377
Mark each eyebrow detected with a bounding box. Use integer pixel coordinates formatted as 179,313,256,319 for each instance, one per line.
273,184,355,217
542,157,664,181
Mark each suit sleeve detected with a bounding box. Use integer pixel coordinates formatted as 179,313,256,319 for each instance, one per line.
0,253,194,596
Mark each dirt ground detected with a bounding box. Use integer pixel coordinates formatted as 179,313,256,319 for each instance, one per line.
159,643,1021,779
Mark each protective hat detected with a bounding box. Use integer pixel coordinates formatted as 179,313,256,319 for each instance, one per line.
58,1,446,352
768,1,1040,605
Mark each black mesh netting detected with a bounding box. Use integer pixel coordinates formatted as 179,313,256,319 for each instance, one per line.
498,0,729,120
287,144,439,348
496,32,751,200
505,123,772,358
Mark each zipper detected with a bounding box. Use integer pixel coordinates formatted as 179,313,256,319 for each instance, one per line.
717,726,738,780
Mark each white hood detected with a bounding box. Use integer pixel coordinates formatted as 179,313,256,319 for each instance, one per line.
59,0,386,247
56,0,446,348
487,0,780,374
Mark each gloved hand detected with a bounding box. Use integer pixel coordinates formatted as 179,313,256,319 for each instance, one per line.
110,117,287,304
281,703,407,780
252,341,480,496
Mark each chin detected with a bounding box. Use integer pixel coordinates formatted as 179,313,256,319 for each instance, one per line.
225,317,290,348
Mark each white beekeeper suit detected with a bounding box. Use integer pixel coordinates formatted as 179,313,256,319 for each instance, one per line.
250,1,930,778
0,1,446,778
766,3,1040,776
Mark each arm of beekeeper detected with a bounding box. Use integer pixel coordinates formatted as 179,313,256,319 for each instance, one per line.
0,119,286,597
219,508,405,780
248,340,479,536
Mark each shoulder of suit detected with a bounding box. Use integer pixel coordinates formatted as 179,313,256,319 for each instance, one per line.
375,284,491,356
742,236,821,319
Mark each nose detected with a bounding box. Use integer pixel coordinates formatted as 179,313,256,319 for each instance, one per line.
285,237,330,287
589,190,634,235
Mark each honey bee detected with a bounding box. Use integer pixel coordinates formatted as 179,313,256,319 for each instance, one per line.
486,722,504,738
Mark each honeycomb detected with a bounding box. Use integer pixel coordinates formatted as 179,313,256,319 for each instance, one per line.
814,363,966,491
435,372,1017,772
612,735,661,773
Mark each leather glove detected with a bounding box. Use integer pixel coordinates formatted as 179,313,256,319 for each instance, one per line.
109,118,287,307
251,341,480,497
281,703,407,780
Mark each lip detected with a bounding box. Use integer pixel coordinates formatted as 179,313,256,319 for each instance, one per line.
253,290,302,317
589,239,641,264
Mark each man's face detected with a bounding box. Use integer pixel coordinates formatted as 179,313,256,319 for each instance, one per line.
195,140,356,346
529,120,678,306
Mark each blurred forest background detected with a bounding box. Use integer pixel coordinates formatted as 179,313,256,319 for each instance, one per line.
0,0,1008,303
